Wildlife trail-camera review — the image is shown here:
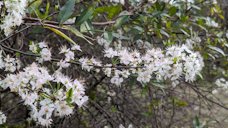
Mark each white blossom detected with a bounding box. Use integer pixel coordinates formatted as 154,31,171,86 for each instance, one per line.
0,111,6,124
148,0,157,4
103,64,113,77
0,51,5,69
38,41,48,49
65,50,75,61
121,70,130,78
40,48,52,61
57,60,70,68
111,76,124,86
79,57,93,71
64,17,76,24
100,44,204,85
118,48,133,65
55,101,73,116
59,45,69,54
74,95,88,108
110,0,125,5
0,0,28,36
104,48,118,58
137,70,152,83
215,78,228,89
205,17,219,27
4,55,16,72
1,63,88,127
71,44,82,51
29,42,38,53
20,92,39,106
97,36,110,48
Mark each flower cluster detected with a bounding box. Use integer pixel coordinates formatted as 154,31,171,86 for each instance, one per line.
58,44,81,69
79,44,204,86
110,0,125,5
0,63,88,127
0,111,6,125
109,45,203,86
29,42,82,69
29,41,52,63
0,50,21,72
215,78,228,89
97,36,110,48
0,0,28,36
205,17,219,28
79,57,102,72
212,78,228,94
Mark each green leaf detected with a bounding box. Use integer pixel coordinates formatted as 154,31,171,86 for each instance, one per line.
28,0,42,13
80,20,95,35
57,0,76,24
63,25,93,45
207,53,216,60
104,31,113,43
180,15,189,22
193,116,204,128
160,29,169,37
76,7,94,26
173,98,188,107
169,6,177,16
27,0,43,18
166,21,172,29
224,43,228,48
208,46,226,56
155,2,166,11
152,82,165,89
114,15,129,28
141,85,149,96
43,1,50,19
197,18,204,26
94,5,122,19
66,88,73,98
66,88,73,104
111,106,117,112
40,93,51,99
44,26,76,44
27,0,50,19
198,73,204,80
15,52,21,57
191,5,201,10
112,32,130,40
180,28,190,36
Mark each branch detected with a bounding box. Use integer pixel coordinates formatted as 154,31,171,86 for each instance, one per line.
23,17,116,26
0,25,31,44
89,100,119,126
186,82,228,110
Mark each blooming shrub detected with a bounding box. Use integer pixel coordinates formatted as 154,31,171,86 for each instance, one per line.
0,0,227,127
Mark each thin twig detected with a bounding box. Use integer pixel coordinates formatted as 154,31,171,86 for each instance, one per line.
186,82,228,110
0,26,31,44
23,17,116,26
